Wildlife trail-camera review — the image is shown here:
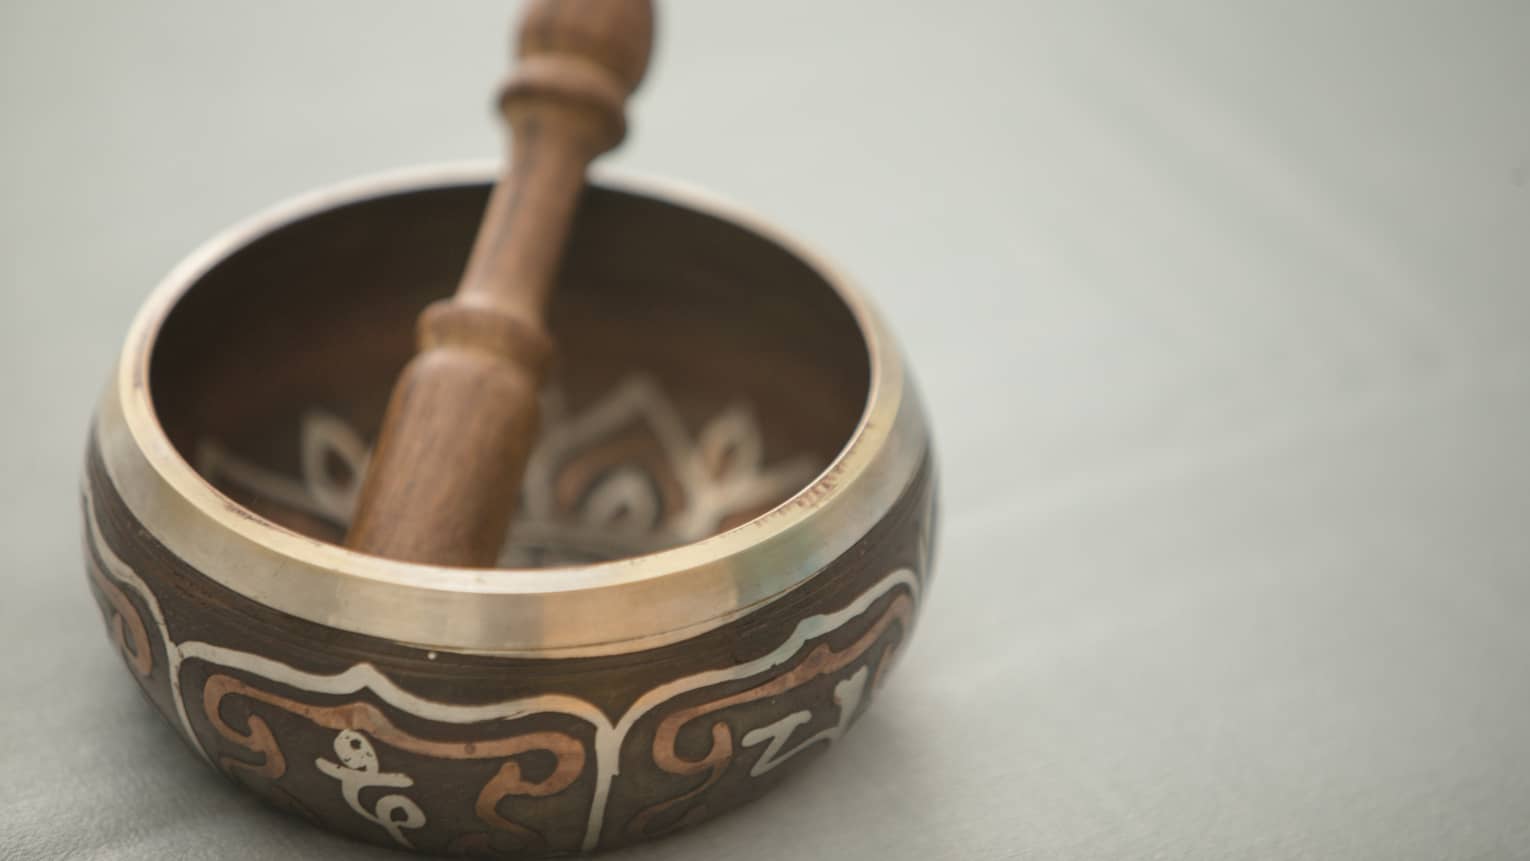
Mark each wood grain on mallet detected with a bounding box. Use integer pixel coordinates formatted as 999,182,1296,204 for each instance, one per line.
346,0,656,567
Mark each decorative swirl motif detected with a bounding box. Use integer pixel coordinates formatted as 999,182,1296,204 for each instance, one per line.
196,375,821,564
627,590,915,838
82,486,205,761
85,472,923,853
202,674,287,779
201,672,587,848
84,544,153,678
522,378,821,546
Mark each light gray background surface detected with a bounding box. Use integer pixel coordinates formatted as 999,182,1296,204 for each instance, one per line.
4,2,1530,858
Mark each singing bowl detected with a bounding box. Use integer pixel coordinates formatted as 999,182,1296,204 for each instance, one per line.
81,164,936,856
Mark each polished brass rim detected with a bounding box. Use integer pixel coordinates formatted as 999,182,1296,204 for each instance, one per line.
94,162,928,656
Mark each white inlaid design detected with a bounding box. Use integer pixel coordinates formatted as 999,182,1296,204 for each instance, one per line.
740,666,868,777
316,730,426,848
85,485,917,851
82,480,207,764
196,375,821,564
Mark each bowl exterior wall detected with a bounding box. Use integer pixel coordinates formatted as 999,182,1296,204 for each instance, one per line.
82,423,935,855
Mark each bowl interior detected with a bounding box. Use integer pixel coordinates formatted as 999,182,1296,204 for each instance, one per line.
147,180,870,566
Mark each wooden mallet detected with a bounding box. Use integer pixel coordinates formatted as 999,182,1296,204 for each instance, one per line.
345,0,656,566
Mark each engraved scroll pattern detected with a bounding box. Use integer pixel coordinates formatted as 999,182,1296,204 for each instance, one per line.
201,673,586,850
86,476,920,852
628,590,914,838
196,375,822,565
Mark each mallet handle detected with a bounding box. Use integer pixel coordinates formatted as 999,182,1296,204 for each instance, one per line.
346,0,655,566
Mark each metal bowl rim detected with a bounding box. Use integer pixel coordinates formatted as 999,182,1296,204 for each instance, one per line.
92,160,928,657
